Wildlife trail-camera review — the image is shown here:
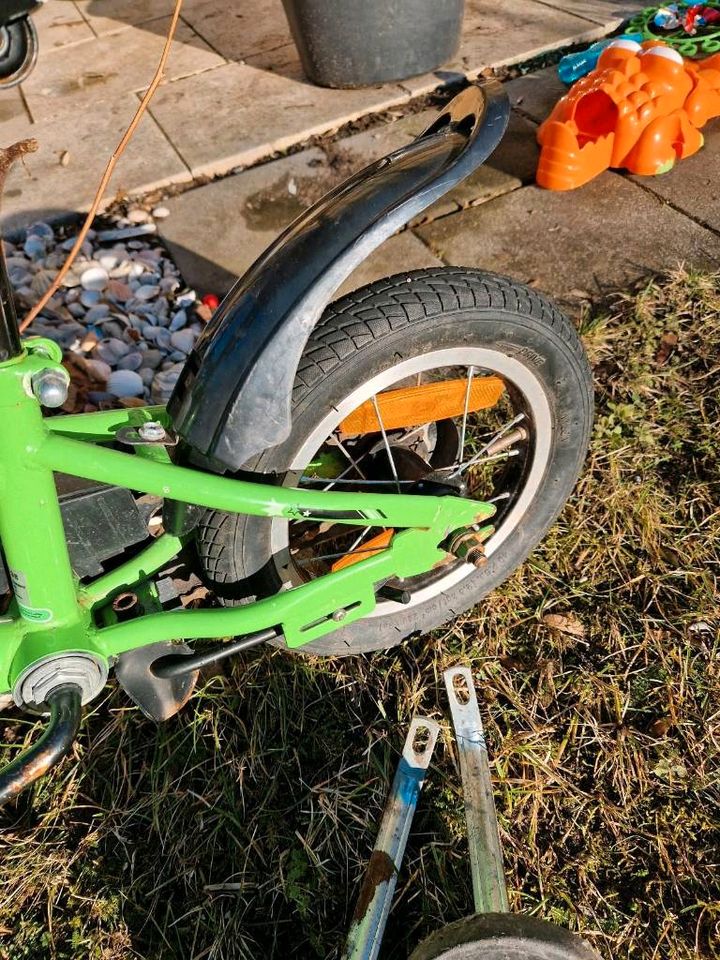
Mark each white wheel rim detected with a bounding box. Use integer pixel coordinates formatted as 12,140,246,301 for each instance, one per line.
270,348,553,616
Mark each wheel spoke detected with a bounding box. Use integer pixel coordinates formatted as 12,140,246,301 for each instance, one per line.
458,365,476,464
371,394,401,494
450,413,526,477
333,434,368,480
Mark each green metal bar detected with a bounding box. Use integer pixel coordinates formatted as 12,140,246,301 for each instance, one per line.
0,358,80,628
78,534,184,608
39,433,494,530
47,405,169,441
93,523,452,653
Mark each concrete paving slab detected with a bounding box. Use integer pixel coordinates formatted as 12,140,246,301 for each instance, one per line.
181,0,294,63
505,66,568,126
397,0,611,97
630,122,720,234
21,15,224,123
147,61,409,177
337,232,444,297
161,148,329,295
33,1,94,50
159,101,527,297
0,89,31,128
1,98,190,231
533,0,639,26
160,140,446,298
75,0,178,35
488,111,540,183
416,174,720,311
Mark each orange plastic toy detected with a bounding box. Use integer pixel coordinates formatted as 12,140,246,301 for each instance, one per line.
537,38,720,190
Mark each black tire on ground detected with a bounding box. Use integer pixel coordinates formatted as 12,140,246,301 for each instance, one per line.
409,913,602,960
196,268,593,656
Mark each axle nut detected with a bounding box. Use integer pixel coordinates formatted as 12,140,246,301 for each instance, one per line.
30,367,70,408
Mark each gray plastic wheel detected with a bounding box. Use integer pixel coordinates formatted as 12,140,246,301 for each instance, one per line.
410,914,602,960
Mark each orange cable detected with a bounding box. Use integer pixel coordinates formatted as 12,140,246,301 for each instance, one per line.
19,0,185,333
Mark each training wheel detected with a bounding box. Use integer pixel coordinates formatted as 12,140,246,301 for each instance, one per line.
410,913,602,960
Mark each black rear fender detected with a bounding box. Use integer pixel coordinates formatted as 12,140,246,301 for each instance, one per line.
168,82,510,471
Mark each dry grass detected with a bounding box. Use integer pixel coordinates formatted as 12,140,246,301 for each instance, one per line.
1,267,719,960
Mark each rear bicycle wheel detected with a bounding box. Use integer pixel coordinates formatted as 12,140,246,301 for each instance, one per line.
196,268,593,655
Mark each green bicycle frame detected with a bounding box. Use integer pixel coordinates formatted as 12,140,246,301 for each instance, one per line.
0,338,495,702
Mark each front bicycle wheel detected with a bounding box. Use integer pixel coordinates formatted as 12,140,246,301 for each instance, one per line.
196,268,593,655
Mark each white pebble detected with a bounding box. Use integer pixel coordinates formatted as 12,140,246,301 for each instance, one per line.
81,265,109,292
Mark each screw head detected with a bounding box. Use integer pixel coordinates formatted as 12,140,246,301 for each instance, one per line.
138,421,167,442
331,608,347,622
31,368,69,408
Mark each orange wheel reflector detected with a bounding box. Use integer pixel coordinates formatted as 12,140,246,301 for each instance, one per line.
339,377,505,435
331,529,394,573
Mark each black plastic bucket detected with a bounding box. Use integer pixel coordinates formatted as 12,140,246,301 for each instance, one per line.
281,0,464,89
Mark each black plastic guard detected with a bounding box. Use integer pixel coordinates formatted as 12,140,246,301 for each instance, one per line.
168,82,510,471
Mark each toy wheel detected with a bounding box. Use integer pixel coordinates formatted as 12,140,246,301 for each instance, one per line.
196,268,593,656
409,913,602,960
0,16,38,89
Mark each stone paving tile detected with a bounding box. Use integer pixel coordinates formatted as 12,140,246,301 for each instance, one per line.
1,97,190,232
0,88,31,127
75,0,178,35
181,0,294,63
506,66,568,126
33,1,94,49
21,16,224,123
336,232,444,298
416,174,720,312
161,148,329,295
487,111,540,183
160,143,444,298
532,0,640,26
631,122,720,234
160,97,535,297
148,62,410,177
398,0,611,97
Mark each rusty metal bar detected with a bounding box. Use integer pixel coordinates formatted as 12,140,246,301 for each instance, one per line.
343,716,440,960
443,665,509,914
0,684,82,808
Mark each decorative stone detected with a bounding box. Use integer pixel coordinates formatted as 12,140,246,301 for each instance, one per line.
80,265,109,292
135,284,161,300
169,309,187,331
84,305,110,322
170,328,195,354
117,351,143,371
80,289,102,307
107,369,144,397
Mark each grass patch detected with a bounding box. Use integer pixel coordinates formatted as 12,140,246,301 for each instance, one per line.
1,267,719,960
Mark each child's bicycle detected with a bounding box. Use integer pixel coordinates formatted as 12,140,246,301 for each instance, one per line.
0,82,593,804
